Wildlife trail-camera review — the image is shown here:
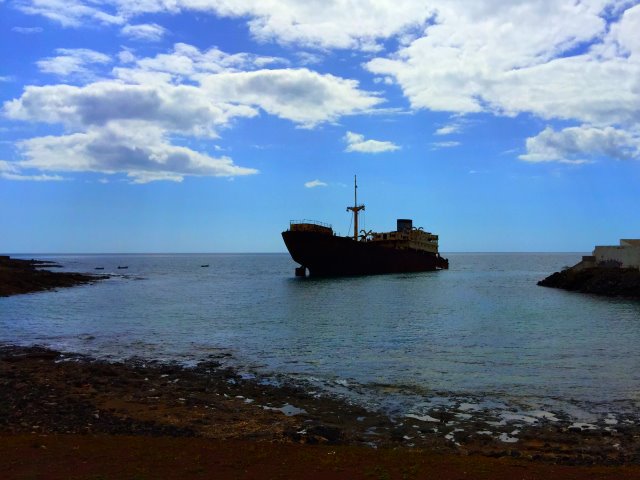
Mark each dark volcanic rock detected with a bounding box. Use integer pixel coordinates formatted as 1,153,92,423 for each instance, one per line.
2,345,640,465
0,256,108,297
538,267,640,298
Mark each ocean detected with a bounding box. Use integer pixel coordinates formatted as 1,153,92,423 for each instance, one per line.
2,253,640,426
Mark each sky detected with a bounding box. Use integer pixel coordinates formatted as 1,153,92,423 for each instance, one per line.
1,0,639,253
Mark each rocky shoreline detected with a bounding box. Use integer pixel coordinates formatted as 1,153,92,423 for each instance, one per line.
0,256,108,297
1,344,640,468
538,266,640,298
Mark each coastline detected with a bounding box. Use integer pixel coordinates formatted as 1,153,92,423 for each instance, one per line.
538,266,640,298
0,256,108,297
2,256,640,477
2,344,640,479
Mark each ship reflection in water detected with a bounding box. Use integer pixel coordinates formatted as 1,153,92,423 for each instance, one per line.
282,176,448,277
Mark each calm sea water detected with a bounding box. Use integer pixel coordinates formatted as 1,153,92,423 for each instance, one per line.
2,253,640,421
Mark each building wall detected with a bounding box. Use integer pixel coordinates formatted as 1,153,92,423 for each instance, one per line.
593,241,640,269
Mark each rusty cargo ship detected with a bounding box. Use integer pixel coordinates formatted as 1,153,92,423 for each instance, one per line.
282,177,449,277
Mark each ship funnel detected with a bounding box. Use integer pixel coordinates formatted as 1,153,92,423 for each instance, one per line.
397,219,412,232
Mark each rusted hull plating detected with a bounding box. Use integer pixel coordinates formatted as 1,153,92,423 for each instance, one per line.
282,230,448,277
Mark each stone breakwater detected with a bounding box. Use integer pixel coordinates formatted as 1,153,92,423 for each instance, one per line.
538,266,640,299
0,256,108,297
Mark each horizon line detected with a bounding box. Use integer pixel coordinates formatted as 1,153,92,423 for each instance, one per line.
3,251,590,255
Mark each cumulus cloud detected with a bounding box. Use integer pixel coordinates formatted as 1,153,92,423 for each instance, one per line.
367,2,640,128
15,0,434,50
15,123,257,183
36,48,111,79
344,131,400,153
4,82,260,182
4,42,381,182
201,69,381,128
7,68,378,132
304,179,327,188
11,1,640,168
519,125,640,164
5,81,258,137
217,0,433,50
120,23,166,41
362,2,640,164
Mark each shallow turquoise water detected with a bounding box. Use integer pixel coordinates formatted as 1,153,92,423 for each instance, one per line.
2,253,639,421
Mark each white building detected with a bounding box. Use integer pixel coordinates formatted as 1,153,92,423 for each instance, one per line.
592,239,640,269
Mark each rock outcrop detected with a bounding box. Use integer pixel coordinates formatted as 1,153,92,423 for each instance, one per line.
538,266,640,298
0,256,107,297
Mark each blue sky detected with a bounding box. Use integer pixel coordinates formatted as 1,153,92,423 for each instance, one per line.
1,0,639,253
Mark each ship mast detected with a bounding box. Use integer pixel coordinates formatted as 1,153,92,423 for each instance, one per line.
346,175,365,241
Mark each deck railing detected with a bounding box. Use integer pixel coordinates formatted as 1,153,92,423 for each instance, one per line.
289,219,332,229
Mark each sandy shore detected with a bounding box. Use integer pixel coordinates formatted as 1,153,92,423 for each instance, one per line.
2,345,640,479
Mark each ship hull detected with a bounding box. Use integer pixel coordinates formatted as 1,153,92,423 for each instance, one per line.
282,230,448,277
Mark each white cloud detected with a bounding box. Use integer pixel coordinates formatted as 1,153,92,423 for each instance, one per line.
344,131,400,153
435,122,463,136
16,123,257,183
118,49,136,64
15,1,640,130
601,2,640,60
304,179,327,188
296,52,324,65
431,141,460,149
7,67,377,133
367,3,640,128
1,172,66,181
0,160,65,181
112,43,289,85
5,42,381,182
0,160,20,173
10,1,640,169
4,82,260,182
16,0,434,50
12,26,43,34
120,23,166,41
362,2,640,164
519,125,640,164
36,48,111,79
201,69,381,128
4,81,259,137
15,0,124,27
240,1,431,50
